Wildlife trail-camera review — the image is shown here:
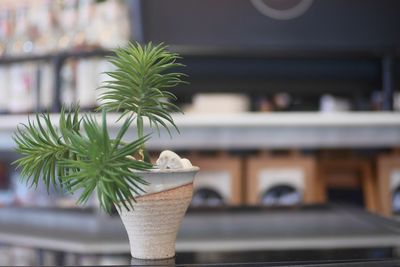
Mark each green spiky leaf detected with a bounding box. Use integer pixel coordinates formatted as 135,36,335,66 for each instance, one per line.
13,105,81,192
98,42,186,141
13,42,187,214
60,111,152,213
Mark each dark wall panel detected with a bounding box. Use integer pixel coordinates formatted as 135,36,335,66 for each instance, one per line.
134,0,400,50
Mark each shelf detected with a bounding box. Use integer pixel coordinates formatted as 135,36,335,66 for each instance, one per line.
0,45,394,65
169,45,400,59
0,48,112,65
0,46,395,111
1,112,399,150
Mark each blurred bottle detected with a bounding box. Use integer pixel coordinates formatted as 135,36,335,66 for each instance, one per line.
3,7,14,56
58,0,79,50
10,168,63,208
0,161,8,190
33,0,58,54
4,7,15,56
10,247,37,266
319,94,351,112
76,58,98,110
9,169,30,206
77,57,118,111
11,4,34,56
76,0,97,47
26,1,41,55
0,161,13,208
9,63,36,113
188,93,250,114
370,90,383,111
0,9,9,56
255,96,273,112
60,59,76,106
96,58,116,106
0,246,11,266
75,58,118,110
0,66,9,114
393,92,400,111
273,92,292,111
38,62,54,112
95,0,130,49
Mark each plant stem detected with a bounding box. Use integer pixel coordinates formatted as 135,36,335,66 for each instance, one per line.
136,114,145,161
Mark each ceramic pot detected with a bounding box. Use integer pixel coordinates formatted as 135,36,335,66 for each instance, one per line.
117,167,199,259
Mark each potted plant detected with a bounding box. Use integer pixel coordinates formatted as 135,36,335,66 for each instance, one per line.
13,42,199,260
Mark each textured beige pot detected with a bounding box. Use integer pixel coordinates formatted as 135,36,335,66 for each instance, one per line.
117,167,199,260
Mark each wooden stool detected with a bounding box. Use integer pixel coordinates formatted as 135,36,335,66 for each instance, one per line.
377,150,400,216
246,151,321,205
189,151,243,205
318,156,378,213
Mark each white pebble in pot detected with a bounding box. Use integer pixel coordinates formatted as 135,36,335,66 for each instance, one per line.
156,150,184,169
181,158,193,168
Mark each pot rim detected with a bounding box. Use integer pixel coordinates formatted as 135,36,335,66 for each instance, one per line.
134,166,200,174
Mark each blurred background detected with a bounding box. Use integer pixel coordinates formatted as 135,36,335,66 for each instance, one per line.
0,0,399,265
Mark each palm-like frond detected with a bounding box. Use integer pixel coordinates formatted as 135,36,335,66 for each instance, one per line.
13,106,81,192
14,107,153,213
13,42,186,213
60,111,153,213
98,42,186,137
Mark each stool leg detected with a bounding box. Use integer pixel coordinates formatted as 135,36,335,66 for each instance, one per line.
362,163,378,213
377,158,392,217
316,165,327,203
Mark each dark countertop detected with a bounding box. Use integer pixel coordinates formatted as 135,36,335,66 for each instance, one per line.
0,204,399,266
130,258,400,266
0,204,399,254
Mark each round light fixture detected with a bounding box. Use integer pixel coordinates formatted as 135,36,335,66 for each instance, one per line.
251,0,314,20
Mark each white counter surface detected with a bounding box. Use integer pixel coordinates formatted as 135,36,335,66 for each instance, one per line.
1,112,399,150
